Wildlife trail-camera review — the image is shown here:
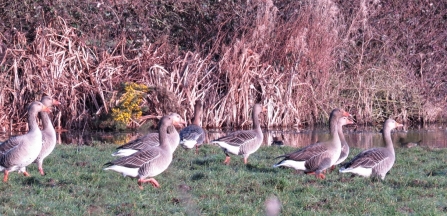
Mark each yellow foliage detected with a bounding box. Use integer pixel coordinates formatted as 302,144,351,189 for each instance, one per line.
112,82,149,125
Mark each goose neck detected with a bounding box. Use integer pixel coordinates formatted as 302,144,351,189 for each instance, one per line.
159,123,171,148
382,127,395,152
252,112,261,129
329,117,341,145
192,110,202,126
28,111,40,131
39,112,54,130
337,125,346,144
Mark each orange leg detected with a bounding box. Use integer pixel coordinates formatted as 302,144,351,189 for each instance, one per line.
3,170,9,182
195,145,199,155
315,173,326,179
243,157,248,164
23,171,30,177
138,178,160,189
223,156,231,165
330,165,336,172
306,172,315,175
38,167,45,176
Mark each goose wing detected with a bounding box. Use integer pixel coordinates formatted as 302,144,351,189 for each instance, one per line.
180,125,205,143
277,143,328,162
105,147,161,168
116,126,178,150
342,148,388,169
213,130,256,147
0,136,22,155
117,133,159,150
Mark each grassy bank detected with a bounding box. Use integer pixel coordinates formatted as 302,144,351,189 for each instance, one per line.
1,143,447,215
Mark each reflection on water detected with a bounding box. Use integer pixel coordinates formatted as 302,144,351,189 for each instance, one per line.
209,124,447,149
1,124,447,149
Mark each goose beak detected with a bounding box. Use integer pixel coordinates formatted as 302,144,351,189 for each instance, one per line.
342,111,351,117
52,99,61,106
262,106,268,112
395,122,404,128
174,119,187,127
346,118,355,125
42,105,52,113
348,116,356,124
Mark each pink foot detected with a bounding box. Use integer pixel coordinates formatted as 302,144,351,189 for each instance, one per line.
138,178,160,189
223,156,231,165
315,173,326,179
39,167,45,176
3,170,9,182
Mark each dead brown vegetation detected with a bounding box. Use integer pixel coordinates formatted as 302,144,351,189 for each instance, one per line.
0,0,446,131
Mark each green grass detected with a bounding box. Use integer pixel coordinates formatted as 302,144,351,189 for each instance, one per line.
1,143,447,215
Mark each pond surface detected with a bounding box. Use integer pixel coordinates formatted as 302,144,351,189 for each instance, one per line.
2,124,446,149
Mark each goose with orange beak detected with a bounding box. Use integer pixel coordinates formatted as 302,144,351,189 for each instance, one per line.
0,101,51,182
273,109,353,179
339,118,403,180
34,96,61,176
212,104,267,165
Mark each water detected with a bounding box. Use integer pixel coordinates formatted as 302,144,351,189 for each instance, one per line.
2,124,446,149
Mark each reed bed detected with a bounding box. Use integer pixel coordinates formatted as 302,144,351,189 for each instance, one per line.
0,0,446,131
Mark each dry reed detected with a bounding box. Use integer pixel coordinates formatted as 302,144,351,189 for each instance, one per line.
0,0,445,131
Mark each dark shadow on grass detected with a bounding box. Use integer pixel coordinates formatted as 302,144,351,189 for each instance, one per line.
427,169,447,176
21,176,42,186
191,172,207,181
245,164,279,173
190,156,227,171
263,178,288,191
192,156,221,166
44,179,74,188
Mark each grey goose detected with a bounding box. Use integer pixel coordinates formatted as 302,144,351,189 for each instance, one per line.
332,115,354,169
339,118,403,180
179,100,205,153
111,113,185,157
104,115,176,189
0,101,51,182
34,96,61,175
211,104,266,165
273,109,352,179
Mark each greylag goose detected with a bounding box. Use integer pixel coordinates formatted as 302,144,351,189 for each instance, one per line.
339,118,403,180
179,100,205,153
0,101,51,182
104,115,175,189
331,116,354,170
34,96,61,175
111,113,185,157
273,109,352,179
211,104,266,165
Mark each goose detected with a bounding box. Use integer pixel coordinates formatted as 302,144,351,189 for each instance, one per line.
0,102,51,182
273,109,352,179
104,115,175,189
111,113,185,157
179,100,205,153
34,96,61,175
211,104,266,165
339,118,403,180
331,115,354,170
